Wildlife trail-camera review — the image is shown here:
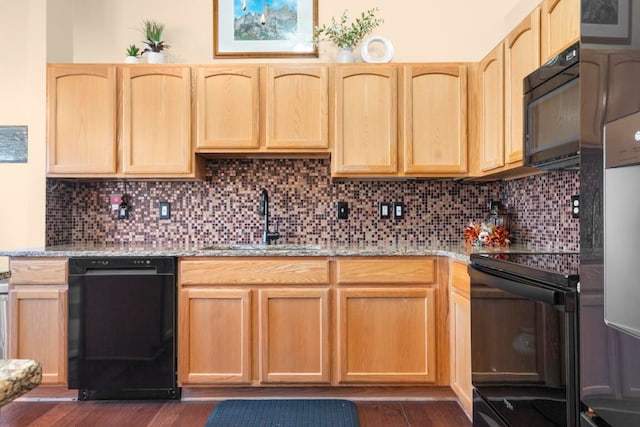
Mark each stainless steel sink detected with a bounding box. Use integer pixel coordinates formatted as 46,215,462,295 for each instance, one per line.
200,244,322,251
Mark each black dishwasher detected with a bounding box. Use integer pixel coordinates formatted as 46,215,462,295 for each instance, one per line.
68,257,179,400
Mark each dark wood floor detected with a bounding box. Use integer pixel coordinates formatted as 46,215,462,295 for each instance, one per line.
0,400,471,426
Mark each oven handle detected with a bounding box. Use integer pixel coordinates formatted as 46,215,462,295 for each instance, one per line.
469,265,564,307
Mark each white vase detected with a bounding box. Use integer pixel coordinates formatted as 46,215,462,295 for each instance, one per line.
336,47,355,63
146,51,165,64
124,56,139,64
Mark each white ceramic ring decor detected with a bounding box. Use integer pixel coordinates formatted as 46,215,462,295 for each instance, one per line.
361,36,394,63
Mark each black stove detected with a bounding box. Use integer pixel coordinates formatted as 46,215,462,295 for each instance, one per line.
469,252,580,427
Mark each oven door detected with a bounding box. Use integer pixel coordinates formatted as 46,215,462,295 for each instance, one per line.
469,266,578,427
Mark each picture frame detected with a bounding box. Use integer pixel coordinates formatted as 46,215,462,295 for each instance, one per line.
214,0,318,58
581,0,632,44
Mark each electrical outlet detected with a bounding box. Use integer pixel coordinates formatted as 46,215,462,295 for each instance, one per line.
379,202,391,219
109,194,123,212
159,201,171,220
571,195,579,218
393,202,404,219
337,202,349,220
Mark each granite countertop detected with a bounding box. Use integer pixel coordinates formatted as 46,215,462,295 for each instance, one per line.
0,242,555,263
0,359,42,406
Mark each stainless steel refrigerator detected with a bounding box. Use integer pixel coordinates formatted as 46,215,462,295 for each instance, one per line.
579,24,640,426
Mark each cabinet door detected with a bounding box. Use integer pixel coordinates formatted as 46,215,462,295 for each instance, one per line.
47,65,117,176
541,0,579,62
178,288,251,385
479,42,505,172
504,8,540,165
121,66,192,175
401,64,467,175
264,65,329,150
195,66,260,150
258,288,330,383
9,287,67,385
450,291,471,415
332,65,398,176
604,52,640,123
337,287,436,383
449,261,472,416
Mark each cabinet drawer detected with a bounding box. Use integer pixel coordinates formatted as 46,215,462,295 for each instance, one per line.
450,260,470,298
336,257,437,285
179,258,330,285
10,258,68,285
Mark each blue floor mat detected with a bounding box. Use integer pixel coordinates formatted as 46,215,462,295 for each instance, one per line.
204,399,360,427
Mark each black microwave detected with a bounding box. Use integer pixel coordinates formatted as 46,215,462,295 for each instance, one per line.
523,42,580,170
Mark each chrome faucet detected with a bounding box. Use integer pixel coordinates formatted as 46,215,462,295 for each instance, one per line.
260,189,280,245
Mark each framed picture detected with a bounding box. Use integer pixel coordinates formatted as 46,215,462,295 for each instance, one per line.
214,0,318,58
581,0,632,44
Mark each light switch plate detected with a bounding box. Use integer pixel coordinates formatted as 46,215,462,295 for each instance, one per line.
379,202,391,219
337,202,348,220
159,201,171,220
393,202,405,219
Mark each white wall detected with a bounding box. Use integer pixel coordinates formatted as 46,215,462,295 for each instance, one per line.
70,0,540,63
0,0,47,268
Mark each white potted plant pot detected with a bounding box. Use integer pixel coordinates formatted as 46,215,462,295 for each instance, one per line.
146,51,165,64
336,48,355,63
124,56,139,64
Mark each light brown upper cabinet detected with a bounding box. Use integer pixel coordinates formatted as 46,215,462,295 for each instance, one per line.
333,64,468,178
478,42,505,173
47,65,117,175
332,65,398,177
264,65,329,150
504,7,541,166
401,64,468,176
120,66,194,176
541,0,579,63
47,64,201,178
195,64,329,154
195,66,260,150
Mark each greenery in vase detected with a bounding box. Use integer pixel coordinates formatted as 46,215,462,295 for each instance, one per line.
313,8,383,49
126,44,140,57
142,19,169,53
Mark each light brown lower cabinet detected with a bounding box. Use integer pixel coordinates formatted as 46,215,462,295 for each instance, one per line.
178,256,444,387
177,257,331,386
178,287,252,385
449,260,472,416
337,287,436,383
258,288,330,384
8,258,68,385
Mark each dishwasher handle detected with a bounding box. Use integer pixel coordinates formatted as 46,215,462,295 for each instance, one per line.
83,268,158,276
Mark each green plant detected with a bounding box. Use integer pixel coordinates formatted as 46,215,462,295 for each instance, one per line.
142,20,169,53
313,8,383,49
126,44,140,57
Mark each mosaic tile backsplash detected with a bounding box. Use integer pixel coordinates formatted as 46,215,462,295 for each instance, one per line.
46,159,579,250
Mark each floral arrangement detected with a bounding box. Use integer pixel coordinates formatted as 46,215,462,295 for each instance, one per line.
313,8,383,48
464,221,511,247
